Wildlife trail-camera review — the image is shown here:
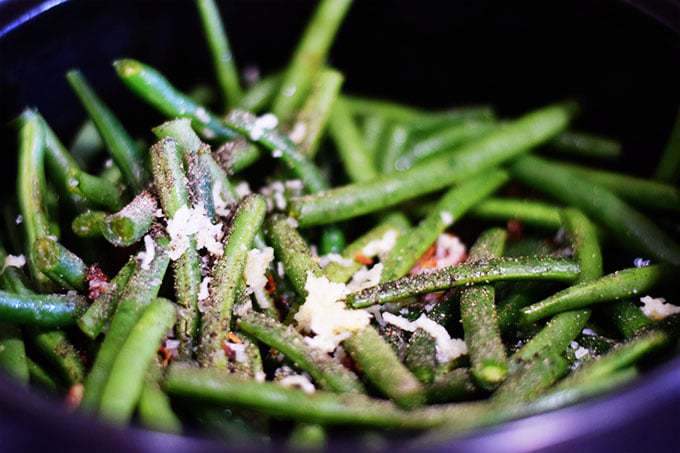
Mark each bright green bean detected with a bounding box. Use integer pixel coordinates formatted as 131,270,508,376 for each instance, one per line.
101,191,158,247
378,123,410,174
138,361,182,434
471,198,563,230
0,323,29,384
290,102,576,226
34,237,88,291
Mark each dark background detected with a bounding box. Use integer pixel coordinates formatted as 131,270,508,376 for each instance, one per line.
1,1,680,451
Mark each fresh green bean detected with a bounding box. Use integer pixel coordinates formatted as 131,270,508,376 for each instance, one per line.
426,368,479,404
378,123,410,174
0,323,29,384
196,0,243,109
549,130,621,160
238,72,281,112
492,353,569,405
511,155,680,265
319,226,346,255
26,357,60,392
395,120,496,171
348,257,580,309
138,361,182,433
550,160,680,213
294,68,344,157
71,211,106,238
342,95,494,130
521,265,674,324
198,195,266,367
164,363,451,429
381,169,509,281
361,115,388,165
654,108,680,183
287,424,326,451
150,138,202,352
0,290,86,328
290,102,576,226
471,198,563,230
271,0,352,122
69,120,103,168
343,327,425,408
460,228,508,389
29,329,85,385
601,300,652,339
34,237,88,291
77,258,137,339
81,235,169,411
265,214,323,296
238,311,363,393
101,191,157,247
99,298,176,424
323,212,410,283
67,69,150,192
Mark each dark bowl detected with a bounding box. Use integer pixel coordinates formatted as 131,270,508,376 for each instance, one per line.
1,1,680,451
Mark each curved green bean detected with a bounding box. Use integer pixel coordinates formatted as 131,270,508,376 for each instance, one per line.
0,290,86,328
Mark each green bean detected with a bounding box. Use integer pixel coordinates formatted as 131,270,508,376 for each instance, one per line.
71,211,106,238
101,191,157,247
381,169,509,281
556,330,668,389
0,290,86,328
34,237,88,291
654,108,680,182
342,95,495,130
238,72,281,113
471,198,562,230
67,69,149,192
492,353,569,405
361,115,388,165
328,98,379,182
164,363,450,429
290,102,576,226
99,298,176,424
294,68,344,157
323,212,410,283
138,361,182,433
319,226,346,255
26,357,60,392
81,236,169,411
378,123,410,174
237,311,363,394
287,424,326,451
29,329,85,385
271,0,352,122
549,130,621,160
69,120,103,168
198,195,266,367
150,138,201,352
196,0,243,109
521,265,674,324
343,327,425,408
601,300,652,339
226,110,329,193
0,323,29,384
511,155,680,265
16,110,54,289
551,160,680,213
77,258,137,339
460,228,508,389
265,214,323,296
395,120,496,171
425,368,479,404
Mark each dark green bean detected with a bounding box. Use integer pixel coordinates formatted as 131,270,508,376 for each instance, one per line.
348,256,580,308
511,155,680,265
0,323,29,384
26,357,60,392
34,237,88,291
0,290,86,328
549,130,621,160
521,265,674,324
290,102,576,226
67,69,149,192
492,353,569,405
425,368,479,404
601,300,651,339
471,198,562,230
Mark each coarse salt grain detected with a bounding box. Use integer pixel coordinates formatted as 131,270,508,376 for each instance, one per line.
440,211,454,226
640,295,680,320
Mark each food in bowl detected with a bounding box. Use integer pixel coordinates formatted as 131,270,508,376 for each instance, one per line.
2,0,680,448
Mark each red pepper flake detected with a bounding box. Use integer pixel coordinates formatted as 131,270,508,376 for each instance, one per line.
222,341,236,360
354,253,373,266
507,219,523,240
65,383,84,409
409,244,437,274
158,345,174,367
227,332,242,344
86,264,110,300
265,274,277,294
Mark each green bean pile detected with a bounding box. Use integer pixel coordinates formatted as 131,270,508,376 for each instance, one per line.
4,0,680,448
